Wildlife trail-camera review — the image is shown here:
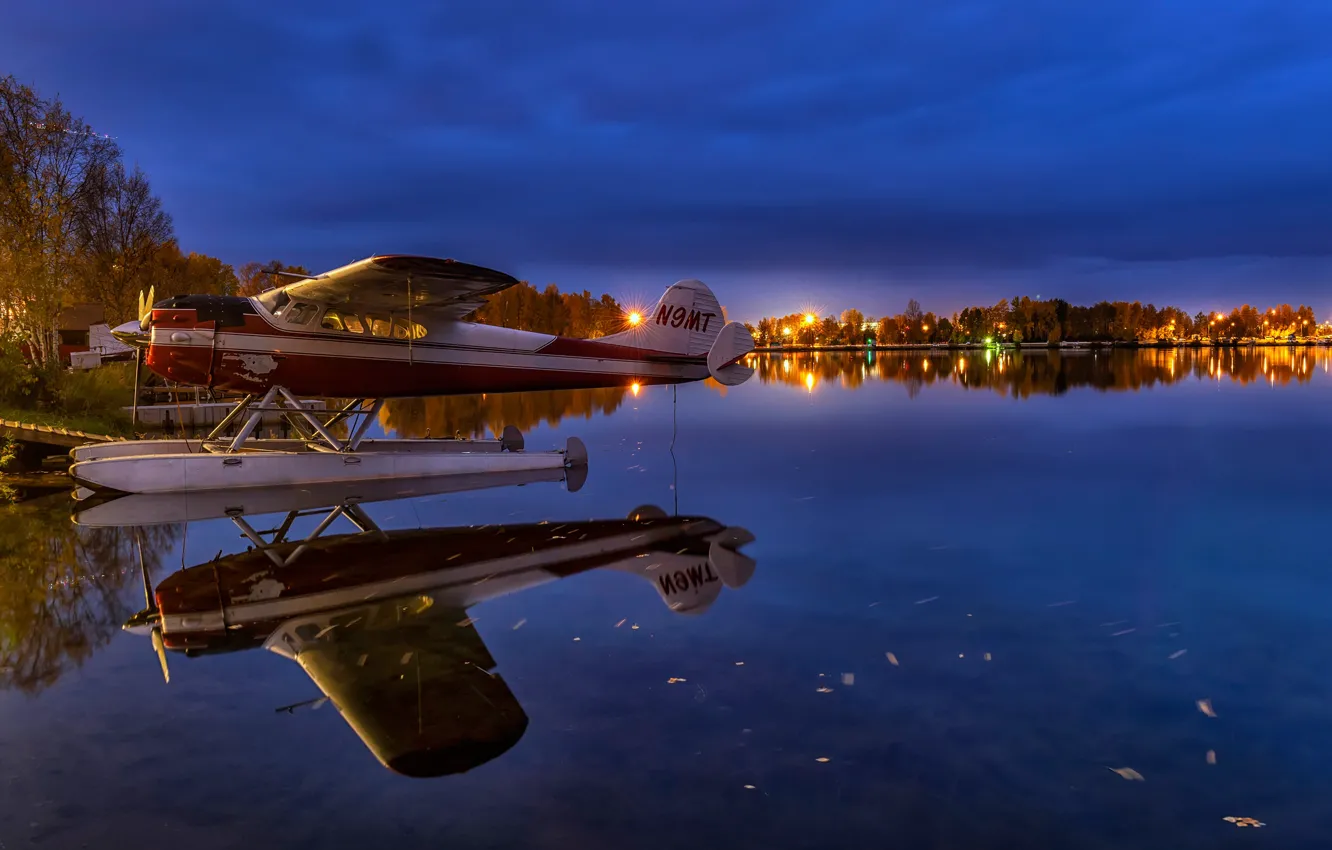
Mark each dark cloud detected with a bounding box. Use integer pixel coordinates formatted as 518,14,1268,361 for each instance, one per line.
4,0,1331,312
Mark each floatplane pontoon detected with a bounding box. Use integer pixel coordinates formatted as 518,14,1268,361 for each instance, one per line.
76,256,755,495
112,486,755,776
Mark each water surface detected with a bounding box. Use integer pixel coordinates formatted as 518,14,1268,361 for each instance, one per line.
3,348,1331,849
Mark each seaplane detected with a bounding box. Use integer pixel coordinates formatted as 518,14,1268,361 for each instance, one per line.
110,486,756,777
72,255,755,494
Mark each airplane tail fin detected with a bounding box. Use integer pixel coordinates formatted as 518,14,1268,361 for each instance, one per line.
607,521,757,616
600,279,726,357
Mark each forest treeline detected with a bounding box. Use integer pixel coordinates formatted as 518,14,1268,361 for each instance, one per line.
755,297,1322,347
0,77,620,370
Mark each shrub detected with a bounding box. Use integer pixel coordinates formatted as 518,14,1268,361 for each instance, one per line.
53,363,135,420
0,337,39,407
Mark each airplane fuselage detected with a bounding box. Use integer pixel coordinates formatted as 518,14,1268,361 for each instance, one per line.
144,294,711,398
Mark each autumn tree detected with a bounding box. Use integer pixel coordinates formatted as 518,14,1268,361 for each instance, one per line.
0,76,120,366
155,245,238,297
238,260,309,296
75,162,173,324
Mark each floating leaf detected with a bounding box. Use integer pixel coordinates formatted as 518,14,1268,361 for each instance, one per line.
886,652,900,666
1108,766,1144,781
1168,649,1188,660
743,785,756,790
915,596,939,605
1197,698,1217,717
735,661,745,666
512,619,527,630
816,686,833,693
1206,750,1217,765
1224,817,1265,828
984,652,993,661
815,757,830,763
667,677,687,684
841,673,855,686
615,618,626,628
1110,628,1136,636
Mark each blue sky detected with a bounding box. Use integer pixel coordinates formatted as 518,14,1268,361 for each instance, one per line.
5,0,1331,320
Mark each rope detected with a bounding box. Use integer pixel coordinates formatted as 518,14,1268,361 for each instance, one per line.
670,384,678,516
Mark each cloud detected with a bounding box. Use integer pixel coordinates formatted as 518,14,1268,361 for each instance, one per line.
4,0,1331,304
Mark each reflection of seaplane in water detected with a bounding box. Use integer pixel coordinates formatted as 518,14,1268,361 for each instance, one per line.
72,255,755,494
107,478,755,777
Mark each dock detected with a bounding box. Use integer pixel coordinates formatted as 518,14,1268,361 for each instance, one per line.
0,418,123,473
127,399,326,428
0,418,121,448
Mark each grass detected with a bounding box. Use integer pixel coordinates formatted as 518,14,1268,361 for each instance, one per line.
0,359,137,437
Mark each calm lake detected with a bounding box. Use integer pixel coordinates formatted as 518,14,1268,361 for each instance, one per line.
4,347,1332,849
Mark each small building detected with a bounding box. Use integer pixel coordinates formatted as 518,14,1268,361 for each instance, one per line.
57,303,105,363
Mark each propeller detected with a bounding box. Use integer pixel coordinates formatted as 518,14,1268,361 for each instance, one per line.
123,530,170,684
114,287,155,347
138,285,155,328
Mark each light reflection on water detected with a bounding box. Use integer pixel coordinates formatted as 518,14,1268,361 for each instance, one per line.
3,349,1332,849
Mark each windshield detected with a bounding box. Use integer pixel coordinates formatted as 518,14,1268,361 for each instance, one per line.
254,289,290,316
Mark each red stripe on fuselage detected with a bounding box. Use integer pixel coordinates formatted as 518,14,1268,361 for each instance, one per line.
145,308,709,397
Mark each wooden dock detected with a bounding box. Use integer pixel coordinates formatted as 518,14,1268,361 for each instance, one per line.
0,418,122,472
0,418,121,448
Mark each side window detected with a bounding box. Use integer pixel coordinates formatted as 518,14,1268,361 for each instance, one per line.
286,303,316,325
321,309,365,334
367,315,393,337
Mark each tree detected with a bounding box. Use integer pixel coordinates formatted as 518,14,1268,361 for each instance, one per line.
0,76,120,366
904,299,923,325
160,247,238,297
238,260,309,296
75,162,173,324
840,308,865,338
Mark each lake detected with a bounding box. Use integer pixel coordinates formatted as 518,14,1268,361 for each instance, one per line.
3,347,1331,849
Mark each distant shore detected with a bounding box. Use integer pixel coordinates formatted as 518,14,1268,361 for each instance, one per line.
755,338,1331,353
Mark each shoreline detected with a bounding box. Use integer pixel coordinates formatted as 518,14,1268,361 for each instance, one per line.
755,339,1330,353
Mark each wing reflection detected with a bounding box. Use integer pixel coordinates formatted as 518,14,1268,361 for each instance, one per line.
120,491,755,777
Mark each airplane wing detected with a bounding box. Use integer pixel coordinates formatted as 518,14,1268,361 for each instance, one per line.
277,255,520,318
268,596,529,777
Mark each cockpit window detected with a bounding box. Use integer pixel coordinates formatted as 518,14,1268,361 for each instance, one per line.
286,303,317,325
321,309,365,334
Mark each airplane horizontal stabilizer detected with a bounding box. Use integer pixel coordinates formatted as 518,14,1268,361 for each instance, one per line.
706,322,755,386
